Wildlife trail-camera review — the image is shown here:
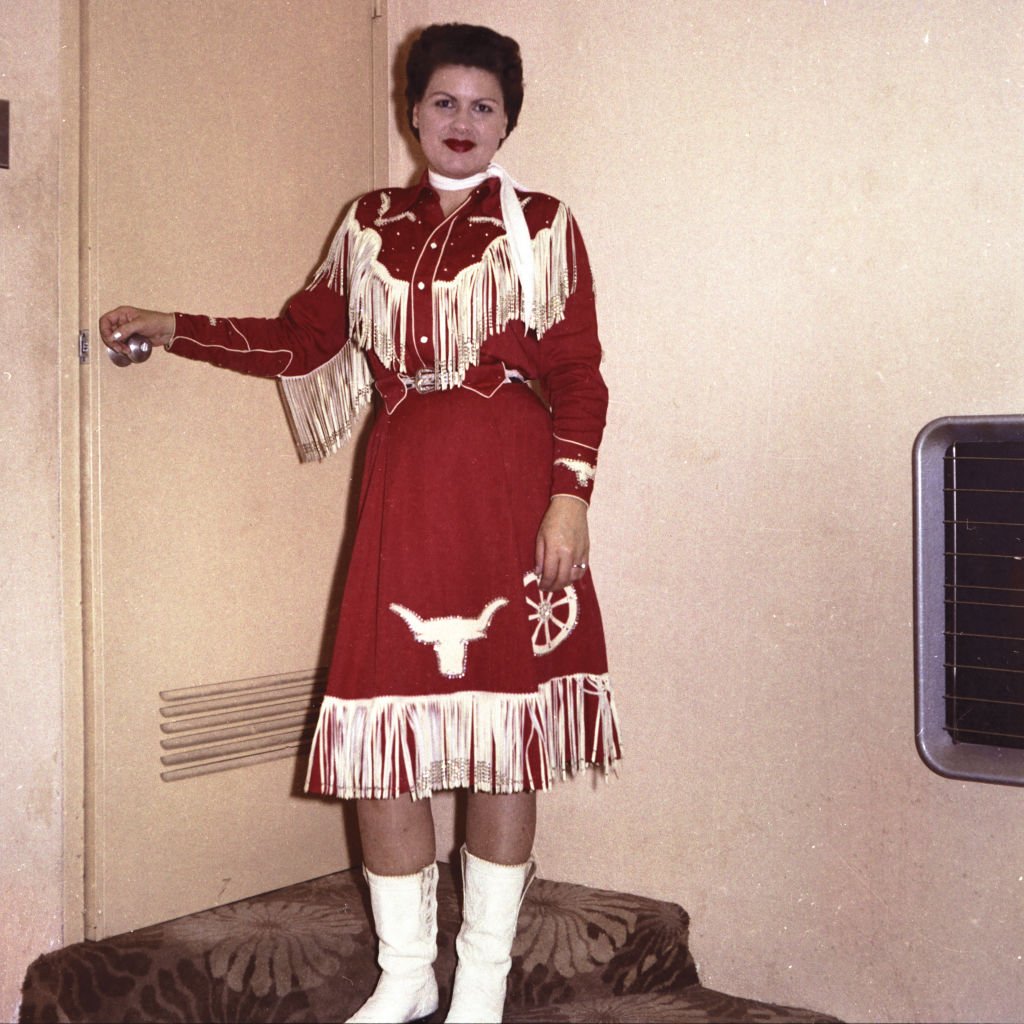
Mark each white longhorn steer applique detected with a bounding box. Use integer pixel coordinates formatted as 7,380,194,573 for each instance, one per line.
390,598,509,678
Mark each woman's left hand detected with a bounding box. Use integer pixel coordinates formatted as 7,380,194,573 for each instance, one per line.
535,495,590,591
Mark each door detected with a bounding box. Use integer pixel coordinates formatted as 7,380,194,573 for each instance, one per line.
80,0,382,938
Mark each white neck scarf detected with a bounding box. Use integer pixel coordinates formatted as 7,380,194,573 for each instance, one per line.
428,162,534,330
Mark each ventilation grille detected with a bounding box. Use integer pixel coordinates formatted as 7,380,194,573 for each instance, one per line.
915,416,1024,785
159,670,326,782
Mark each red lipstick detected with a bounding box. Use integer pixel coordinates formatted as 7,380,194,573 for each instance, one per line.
444,139,475,152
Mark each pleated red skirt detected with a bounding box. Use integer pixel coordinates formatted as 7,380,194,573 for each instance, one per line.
305,380,621,799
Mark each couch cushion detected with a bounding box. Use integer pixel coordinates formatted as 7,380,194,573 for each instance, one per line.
20,862,837,1023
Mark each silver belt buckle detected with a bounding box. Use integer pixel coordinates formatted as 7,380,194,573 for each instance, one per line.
413,368,436,394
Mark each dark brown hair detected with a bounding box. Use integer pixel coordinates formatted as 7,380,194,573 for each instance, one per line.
405,23,524,142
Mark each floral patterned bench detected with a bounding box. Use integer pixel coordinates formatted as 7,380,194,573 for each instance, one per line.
20,863,838,1023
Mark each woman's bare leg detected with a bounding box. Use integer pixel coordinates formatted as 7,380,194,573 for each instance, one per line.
356,794,436,874
465,791,537,864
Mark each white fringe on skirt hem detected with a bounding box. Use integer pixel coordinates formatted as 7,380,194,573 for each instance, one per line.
304,673,620,800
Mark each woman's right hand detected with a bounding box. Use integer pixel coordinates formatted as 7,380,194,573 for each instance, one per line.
98,306,175,358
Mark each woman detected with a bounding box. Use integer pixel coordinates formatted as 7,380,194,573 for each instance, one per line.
100,23,620,1024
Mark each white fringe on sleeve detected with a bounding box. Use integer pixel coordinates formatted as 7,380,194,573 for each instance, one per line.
277,342,375,462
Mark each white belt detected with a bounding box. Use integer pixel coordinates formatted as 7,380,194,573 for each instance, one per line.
398,367,527,395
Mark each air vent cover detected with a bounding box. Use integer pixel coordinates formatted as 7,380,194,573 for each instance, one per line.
915,415,1024,785
159,669,325,782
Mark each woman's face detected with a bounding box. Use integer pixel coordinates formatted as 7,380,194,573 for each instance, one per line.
413,64,508,179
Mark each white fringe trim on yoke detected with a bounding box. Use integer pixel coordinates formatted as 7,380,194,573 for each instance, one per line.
276,201,577,464
304,673,621,800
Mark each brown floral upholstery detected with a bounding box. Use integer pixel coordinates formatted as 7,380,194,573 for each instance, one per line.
20,863,838,1023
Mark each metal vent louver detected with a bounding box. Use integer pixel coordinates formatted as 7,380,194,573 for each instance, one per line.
915,416,1024,785
159,669,326,782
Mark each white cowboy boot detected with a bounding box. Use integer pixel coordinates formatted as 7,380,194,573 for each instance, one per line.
346,863,439,1024
444,846,536,1024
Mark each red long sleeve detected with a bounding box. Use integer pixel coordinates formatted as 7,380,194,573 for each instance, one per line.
534,211,607,505
168,272,347,378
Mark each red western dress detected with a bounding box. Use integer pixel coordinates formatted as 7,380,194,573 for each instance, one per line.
168,173,622,799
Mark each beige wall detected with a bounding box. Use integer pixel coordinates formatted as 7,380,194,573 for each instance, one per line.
4,1,1023,1021
390,2,1022,1022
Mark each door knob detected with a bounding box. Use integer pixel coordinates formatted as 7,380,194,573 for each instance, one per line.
107,334,153,367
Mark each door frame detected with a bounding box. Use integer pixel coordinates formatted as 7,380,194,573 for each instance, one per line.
58,0,86,948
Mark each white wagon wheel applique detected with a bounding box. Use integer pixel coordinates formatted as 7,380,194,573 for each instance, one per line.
523,572,579,655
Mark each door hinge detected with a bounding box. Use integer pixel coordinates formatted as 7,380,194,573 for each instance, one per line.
371,0,383,19
78,329,89,364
